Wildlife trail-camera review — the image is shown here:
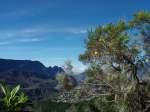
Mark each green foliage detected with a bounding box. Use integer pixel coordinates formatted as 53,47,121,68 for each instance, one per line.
115,99,129,112
67,101,91,112
89,97,116,112
34,100,71,112
78,11,150,112
80,11,150,84
0,84,28,112
56,73,77,91
79,20,129,63
85,62,104,82
129,11,150,27
56,60,77,91
34,98,115,112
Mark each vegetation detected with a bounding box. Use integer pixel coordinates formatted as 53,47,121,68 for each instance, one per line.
56,60,77,90
79,11,150,112
0,84,28,112
34,100,71,112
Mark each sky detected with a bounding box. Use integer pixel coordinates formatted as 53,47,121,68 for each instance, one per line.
0,0,149,72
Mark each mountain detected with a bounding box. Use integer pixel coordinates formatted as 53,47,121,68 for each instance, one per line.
0,58,64,99
0,58,63,78
0,58,63,87
47,66,64,79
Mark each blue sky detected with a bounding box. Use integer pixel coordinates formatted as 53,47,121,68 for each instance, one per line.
0,0,149,71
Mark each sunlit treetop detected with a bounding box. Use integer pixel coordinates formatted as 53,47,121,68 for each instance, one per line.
79,20,130,63
129,11,150,27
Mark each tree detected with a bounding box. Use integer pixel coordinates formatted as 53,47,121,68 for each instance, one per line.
79,11,150,112
79,11,150,85
56,60,77,91
63,60,73,75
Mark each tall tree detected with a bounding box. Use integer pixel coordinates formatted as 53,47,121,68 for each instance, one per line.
79,11,150,111
79,11,150,85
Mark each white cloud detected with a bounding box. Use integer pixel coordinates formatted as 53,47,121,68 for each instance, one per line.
0,26,87,45
50,57,66,61
0,38,41,46
0,41,12,45
57,28,87,34
46,47,84,51
0,26,87,38
73,65,87,73
17,38,41,42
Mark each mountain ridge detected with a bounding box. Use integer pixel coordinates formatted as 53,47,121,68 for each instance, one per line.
0,58,63,79
0,58,64,90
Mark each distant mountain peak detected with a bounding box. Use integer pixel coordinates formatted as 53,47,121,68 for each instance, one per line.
0,58,64,79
